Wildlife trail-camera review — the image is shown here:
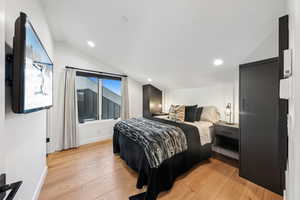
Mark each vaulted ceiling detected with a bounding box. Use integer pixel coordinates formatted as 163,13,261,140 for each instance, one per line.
41,0,286,89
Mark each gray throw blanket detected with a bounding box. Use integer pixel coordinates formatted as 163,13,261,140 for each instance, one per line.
114,118,188,168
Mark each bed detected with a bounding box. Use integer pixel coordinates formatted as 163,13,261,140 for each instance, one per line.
113,116,214,200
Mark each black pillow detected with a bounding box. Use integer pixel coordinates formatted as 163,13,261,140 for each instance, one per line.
185,105,198,122
196,107,203,121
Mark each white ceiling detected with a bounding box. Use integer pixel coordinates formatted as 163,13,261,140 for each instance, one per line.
41,0,286,89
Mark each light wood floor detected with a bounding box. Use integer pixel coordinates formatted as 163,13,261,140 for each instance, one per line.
39,140,283,200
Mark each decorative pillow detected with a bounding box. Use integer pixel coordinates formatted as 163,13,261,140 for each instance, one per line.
169,105,185,122
168,105,176,120
169,104,176,113
195,107,203,121
200,106,220,123
185,105,198,122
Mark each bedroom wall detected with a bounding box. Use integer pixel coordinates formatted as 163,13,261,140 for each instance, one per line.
286,0,300,199
4,0,54,199
164,21,279,124
292,9,300,199
51,43,142,150
243,27,279,63
164,81,239,123
0,0,5,173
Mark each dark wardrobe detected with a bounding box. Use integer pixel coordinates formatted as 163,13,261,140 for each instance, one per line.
239,15,289,195
239,58,285,194
143,84,162,117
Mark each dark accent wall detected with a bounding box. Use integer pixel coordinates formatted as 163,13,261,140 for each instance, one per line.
279,15,289,79
143,84,162,117
278,15,289,190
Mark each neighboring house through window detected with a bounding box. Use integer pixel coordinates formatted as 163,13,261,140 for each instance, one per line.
76,71,121,123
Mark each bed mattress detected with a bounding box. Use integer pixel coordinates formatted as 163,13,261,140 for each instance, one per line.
154,115,214,145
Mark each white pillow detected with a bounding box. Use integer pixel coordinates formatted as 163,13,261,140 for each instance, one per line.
200,106,220,123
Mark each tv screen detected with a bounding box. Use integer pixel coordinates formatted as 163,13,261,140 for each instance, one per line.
12,12,53,113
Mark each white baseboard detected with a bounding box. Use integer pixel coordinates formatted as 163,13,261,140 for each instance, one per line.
32,166,48,200
79,135,112,146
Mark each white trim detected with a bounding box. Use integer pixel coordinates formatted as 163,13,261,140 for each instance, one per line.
32,166,48,200
79,135,112,146
78,118,120,127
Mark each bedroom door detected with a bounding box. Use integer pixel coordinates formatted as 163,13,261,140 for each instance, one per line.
239,58,282,194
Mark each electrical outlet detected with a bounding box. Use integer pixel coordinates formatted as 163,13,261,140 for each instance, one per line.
0,174,6,200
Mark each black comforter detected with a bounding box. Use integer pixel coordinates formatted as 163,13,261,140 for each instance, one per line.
113,117,212,200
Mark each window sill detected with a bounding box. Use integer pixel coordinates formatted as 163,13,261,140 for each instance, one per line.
78,118,120,127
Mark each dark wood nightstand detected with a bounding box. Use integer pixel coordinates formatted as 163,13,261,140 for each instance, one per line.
213,121,240,160
152,112,169,117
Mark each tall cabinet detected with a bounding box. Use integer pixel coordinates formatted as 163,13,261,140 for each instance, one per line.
143,84,162,117
239,58,284,194
239,15,289,196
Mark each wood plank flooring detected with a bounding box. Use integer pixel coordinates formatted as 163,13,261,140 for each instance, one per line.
39,140,283,200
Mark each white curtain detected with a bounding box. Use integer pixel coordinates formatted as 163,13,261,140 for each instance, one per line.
63,68,79,149
121,77,129,120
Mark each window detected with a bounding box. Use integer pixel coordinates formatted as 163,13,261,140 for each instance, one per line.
102,79,121,120
76,72,122,123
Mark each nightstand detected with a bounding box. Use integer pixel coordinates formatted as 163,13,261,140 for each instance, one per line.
212,121,239,160
152,112,169,117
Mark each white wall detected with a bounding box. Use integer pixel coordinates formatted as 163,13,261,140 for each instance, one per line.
293,15,300,198
51,43,142,151
165,81,239,123
78,120,119,145
164,20,279,125
286,0,300,199
0,0,5,173
4,0,54,199
244,31,278,63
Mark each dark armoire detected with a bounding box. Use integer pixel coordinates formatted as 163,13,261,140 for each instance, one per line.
239,15,289,195
143,84,162,117
239,58,285,194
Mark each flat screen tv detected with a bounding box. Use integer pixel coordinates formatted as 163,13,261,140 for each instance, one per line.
12,12,53,113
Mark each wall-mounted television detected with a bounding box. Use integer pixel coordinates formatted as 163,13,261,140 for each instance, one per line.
12,12,53,113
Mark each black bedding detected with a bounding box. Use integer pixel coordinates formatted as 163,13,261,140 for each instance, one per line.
113,117,212,200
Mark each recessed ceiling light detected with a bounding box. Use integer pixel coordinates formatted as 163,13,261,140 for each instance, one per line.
213,59,224,66
147,78,152,82
87,41,95,48
121,16,129,23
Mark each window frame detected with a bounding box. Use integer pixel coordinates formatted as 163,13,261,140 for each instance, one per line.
76,71,121,81
76,71,122,124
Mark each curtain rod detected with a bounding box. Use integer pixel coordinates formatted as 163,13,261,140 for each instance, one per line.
65,66,128,78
